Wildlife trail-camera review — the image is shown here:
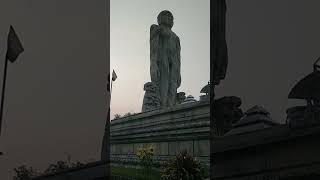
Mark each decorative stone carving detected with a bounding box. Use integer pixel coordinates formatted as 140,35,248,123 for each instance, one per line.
181,95,197,104
287,58,320,128
226,105,278,136
148,10,181,109
176,92,186,104
142,82,160,112
200,82,210,102
212,96,243,135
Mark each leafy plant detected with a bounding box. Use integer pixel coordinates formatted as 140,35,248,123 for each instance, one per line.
44,160,84,174
136,145,154,180
161,151,206,180
13,165,39,180
114,114,122,119
123,112,133,117
13,158,84,179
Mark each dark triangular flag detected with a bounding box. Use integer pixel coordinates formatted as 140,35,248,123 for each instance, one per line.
6,25,24,63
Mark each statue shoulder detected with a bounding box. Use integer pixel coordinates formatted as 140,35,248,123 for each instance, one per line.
176,35,180,42
171,31,180,41
150,24,159,33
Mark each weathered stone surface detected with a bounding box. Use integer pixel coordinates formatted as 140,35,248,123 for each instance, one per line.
142,82,160,112
194,140,210,157
168,141,193,156
143,10,181,110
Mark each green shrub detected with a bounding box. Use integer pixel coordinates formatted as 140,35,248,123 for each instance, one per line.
13,165,39,180
136,145,154,179
161,151,206,180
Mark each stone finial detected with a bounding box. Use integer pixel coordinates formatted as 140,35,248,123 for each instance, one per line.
181,95,197,104
226,105,278,136
286,58,320,128
200,81,210,102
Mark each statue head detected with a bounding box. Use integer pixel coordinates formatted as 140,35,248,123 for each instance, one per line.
157,10,174,29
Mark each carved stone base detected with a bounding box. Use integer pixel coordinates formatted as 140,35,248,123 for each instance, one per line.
287,105,320,128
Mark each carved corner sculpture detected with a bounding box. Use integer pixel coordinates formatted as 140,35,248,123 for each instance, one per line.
287,57,320,128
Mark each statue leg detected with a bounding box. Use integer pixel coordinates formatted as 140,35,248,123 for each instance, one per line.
167,80,177,107
160,67,169,108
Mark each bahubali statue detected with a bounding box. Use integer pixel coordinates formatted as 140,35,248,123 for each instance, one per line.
142,10,182,111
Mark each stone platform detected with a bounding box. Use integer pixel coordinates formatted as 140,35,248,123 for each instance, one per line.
110,101,210,167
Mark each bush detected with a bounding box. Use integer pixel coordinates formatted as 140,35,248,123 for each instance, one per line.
44,160,84,174
13,165,39,180
13,159,84,179
161,151,206,180
136,145,154,179
114,114,122,119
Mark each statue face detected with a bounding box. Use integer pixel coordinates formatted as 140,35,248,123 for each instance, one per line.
157,10,174,29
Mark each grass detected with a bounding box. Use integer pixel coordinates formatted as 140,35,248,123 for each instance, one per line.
111,166,161,180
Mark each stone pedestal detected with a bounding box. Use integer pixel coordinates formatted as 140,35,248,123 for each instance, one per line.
109,101,210,167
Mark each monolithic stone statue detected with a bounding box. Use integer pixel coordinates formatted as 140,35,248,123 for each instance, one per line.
149,10,181,109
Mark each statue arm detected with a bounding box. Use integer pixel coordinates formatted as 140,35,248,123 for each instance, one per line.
176,36,181,87
150,24,160,82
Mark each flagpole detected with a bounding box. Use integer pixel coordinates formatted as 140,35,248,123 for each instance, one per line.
0,56,9,136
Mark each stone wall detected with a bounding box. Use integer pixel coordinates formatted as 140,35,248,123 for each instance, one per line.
213,124,320,180
110,101,210,167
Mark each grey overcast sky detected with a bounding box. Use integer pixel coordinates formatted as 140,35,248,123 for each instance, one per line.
110,0,210,119
0,1,108,179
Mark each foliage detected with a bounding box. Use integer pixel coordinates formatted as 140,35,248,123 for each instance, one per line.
123,112,133,117
44,160,84,174
13,158,84,179
13,165,39,180
136,145,154,179
114,112,137,119
161,151,206,180
114,114,122,119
